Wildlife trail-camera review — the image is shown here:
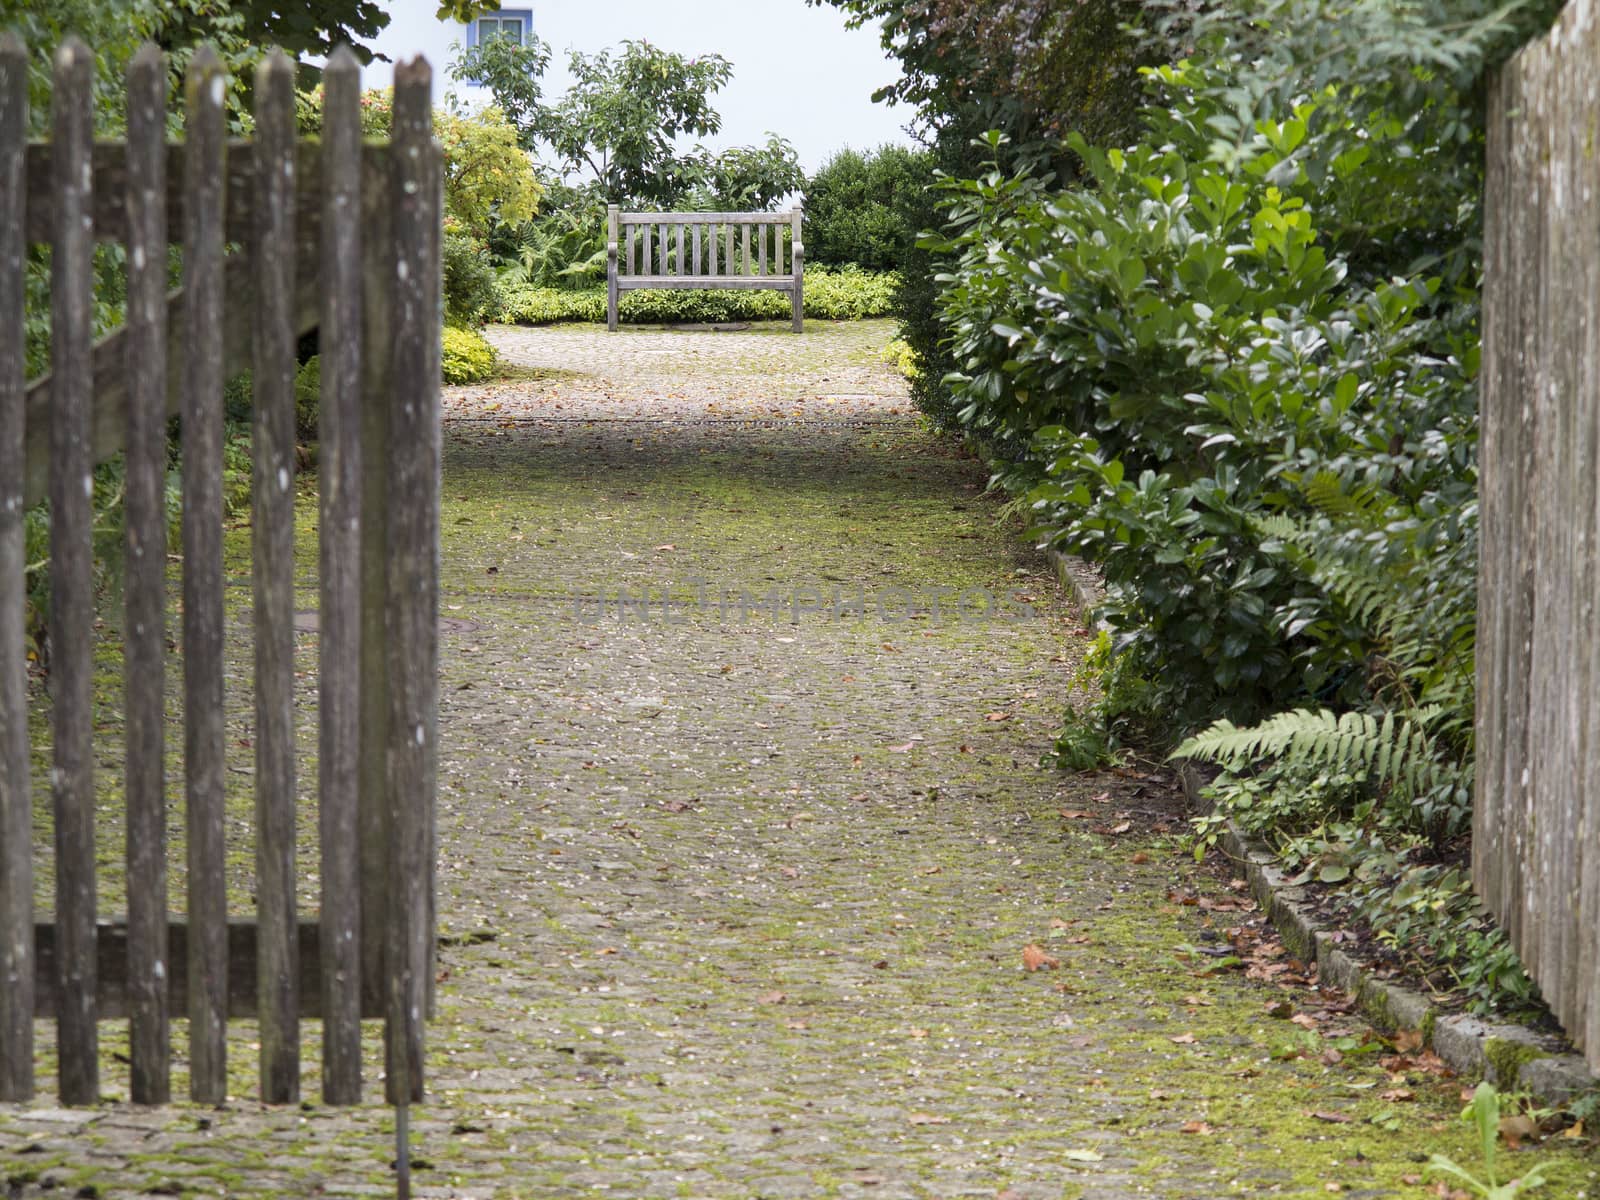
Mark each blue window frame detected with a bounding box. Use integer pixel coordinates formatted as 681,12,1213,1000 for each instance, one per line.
467,9,533,48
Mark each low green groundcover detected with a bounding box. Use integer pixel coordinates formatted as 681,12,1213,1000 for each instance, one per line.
497,265,898,326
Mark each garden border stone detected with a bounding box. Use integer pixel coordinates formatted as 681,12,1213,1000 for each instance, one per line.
1044,548,1599,1106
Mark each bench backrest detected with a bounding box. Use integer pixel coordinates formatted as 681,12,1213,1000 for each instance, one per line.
606,205,805,332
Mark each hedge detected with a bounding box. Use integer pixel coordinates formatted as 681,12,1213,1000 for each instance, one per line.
497,265,899,326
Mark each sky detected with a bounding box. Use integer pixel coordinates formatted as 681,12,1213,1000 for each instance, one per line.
363,0,917,176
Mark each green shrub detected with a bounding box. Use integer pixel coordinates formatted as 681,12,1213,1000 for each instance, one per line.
293,356,320,441
441,325,497,384
443,233,502,327
805,145,933,271
496,265,898,326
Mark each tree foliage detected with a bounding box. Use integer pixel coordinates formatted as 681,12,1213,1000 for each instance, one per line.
538,39,732,205
804,144,932,270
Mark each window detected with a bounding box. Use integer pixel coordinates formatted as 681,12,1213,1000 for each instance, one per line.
468,9,532,48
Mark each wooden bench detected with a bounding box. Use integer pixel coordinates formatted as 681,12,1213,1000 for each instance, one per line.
607,205,804,333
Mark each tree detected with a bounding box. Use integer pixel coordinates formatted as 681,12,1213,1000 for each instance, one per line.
537,39,732,205
446,30,549,150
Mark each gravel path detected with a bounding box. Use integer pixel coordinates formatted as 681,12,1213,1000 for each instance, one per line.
0,320,1520,1199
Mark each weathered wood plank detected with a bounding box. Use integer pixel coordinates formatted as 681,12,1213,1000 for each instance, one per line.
757,221,767,276
123,41,170,1106
251,50,300,1106
385,57,440,1105
0,29,32,1106
791,206,804,333
32,919,384,1020
674,223,684,276
1480,3,1600,1073
21,191,340,510
24,140,391,246
50,36,99,1108
318,45,365,1107
181,44,229,1106
606,203,619,331
1574,3,1600,1063
691,223,701,276
357,108,393,1027
615,276,798,291
620,210,786,224
741,224,750,276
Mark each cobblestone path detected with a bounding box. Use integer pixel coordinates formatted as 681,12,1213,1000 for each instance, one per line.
1,321,1515,1199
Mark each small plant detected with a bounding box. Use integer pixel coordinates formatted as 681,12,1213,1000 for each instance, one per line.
1427,1082,1552,1199
441,326,498,384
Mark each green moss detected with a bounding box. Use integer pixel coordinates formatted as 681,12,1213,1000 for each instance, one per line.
1484,1036,1548,1086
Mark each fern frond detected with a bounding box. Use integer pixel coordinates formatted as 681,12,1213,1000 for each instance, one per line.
1173,705,1446,798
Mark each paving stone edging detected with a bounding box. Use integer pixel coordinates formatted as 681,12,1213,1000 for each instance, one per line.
1044,548,1599,1106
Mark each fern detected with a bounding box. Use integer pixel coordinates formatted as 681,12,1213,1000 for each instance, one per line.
1174,705,1448,800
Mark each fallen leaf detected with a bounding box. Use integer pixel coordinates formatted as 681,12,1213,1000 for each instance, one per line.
1022,944,1060,971
985,711,1013,722
889,741,916,752
1108,820,1133,835
908,1113,951,1126
1310,1111,1354,1124
1169,1033,1198,1045
757,990,787,1005
1380,1088,1416,1102
1393,1029,1425,1053
1062,1148,1103,1163
654,544,676,552
1059,809,1095,819
1325,1184,1343,1193
1179,1120,1213,1135
1130,851,1150,865
1499,1114,1539,1148
908,1028,929,1039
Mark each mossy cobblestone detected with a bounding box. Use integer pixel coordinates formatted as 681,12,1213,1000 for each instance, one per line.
3,321,1596,1198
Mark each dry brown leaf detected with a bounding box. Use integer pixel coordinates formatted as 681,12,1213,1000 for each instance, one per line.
1310,1111,1354,1124
1179,1120,1213,1135
1059,809,1095,819
1131,851,1150,865
1022,943,1060,971
1169,1033,1198,1045
908,1113,951,1126
985,711,1013,721
1393,1029,1425,1053
757,990,787,1005
1380,1088,1416,1102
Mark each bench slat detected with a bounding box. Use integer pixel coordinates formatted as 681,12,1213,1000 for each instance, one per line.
617,275,795,291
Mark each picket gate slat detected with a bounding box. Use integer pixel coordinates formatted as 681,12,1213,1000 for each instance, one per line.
123,41,170,1106
318,45,365,1107
181,44,229,1106
0,29,33,1106
251,50,300,1105
384,58,440,1107
50,36,99,1108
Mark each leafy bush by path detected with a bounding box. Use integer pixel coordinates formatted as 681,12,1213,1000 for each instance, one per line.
497,265,899,326
443,233,503,327
805,145,933,271
915,0,1568,1014
442,326,498,384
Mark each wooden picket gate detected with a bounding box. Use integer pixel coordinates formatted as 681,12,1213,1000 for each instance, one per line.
0,38,441,1108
